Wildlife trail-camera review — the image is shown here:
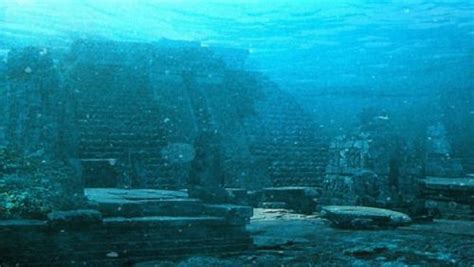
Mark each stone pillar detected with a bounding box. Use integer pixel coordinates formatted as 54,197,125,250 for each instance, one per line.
322,109,424,207
426,122,464,177
148,58,198,189
6,47,76,161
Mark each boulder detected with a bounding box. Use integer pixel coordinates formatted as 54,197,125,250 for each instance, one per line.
321,206,411,229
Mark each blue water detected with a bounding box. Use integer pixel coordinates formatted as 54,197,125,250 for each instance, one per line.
1,0,472,96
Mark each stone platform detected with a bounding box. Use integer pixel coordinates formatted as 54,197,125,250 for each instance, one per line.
0,188,253,266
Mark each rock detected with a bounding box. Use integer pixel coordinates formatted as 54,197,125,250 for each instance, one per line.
321,206,412,229
47,209,102,228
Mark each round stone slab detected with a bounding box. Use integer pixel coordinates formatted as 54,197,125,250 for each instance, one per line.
321,206,412,229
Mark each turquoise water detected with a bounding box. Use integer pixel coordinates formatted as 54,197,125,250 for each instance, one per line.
1,0,473,94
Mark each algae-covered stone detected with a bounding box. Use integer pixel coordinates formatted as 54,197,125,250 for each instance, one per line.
0,147,84,219
321,205,412,229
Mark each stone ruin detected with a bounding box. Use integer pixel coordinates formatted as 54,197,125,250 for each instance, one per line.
0,39,328,265
0,38,473,265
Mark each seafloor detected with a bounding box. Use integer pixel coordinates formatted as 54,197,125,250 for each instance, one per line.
137,208,474,267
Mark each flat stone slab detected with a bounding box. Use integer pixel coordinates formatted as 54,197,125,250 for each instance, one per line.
85,188,205,217
85,188,189,203
321,206,412,229
422,177,474,191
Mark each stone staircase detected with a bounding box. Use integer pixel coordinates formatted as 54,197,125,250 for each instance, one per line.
75,80,177,188
0,188,254,266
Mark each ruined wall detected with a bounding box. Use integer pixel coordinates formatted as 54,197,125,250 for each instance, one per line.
321,109,425,208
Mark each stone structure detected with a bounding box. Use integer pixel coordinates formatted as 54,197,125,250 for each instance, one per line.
0,188,253,265
321,109,424,211
11,39,325,191
62,40,255,189
5,47,76,160
243,83,328,188
441,88,474,174
422,121,473,219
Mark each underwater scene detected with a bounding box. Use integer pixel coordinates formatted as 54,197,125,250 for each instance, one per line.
0,0,473,266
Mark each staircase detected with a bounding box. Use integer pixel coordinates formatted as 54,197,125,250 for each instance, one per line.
0,188,253,266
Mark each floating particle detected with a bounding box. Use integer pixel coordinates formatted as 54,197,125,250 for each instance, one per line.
106,251,119,258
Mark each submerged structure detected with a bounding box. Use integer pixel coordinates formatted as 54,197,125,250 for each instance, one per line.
0,38,473,265
0,39,328,265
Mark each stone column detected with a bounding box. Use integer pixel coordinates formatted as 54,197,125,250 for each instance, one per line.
6,47,76,161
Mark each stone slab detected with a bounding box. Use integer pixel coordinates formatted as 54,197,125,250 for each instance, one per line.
85,188,203,217
321,206,412,229
85,188,189,202
422,177,474,192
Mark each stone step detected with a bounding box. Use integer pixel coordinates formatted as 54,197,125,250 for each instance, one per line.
85,188,207,217
94,199,206,217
